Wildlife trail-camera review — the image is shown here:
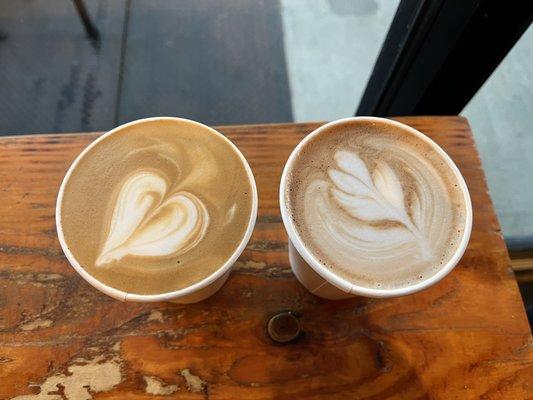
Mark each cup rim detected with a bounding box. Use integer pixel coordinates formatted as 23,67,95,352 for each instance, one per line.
56,116,258,302
279,116,473,298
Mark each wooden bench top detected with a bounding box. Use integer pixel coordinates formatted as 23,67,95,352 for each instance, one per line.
0,117,531,399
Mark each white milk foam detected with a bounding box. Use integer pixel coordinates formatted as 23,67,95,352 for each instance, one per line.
285,121,467,289
96,170,209,266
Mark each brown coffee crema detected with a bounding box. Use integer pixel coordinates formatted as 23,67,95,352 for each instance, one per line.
60,119,253,294
285,120,467,289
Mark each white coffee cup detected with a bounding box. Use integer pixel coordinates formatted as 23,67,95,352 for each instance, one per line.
56,117,258,303
279,117,472,299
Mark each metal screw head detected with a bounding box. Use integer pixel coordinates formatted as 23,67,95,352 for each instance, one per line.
267,312,301,343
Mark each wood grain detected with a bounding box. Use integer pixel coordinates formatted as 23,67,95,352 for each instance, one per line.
0,117,531,399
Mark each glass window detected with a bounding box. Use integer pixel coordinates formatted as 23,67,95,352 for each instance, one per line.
462,25,533,243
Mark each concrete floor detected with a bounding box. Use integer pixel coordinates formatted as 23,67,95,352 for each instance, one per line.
281,0,399,121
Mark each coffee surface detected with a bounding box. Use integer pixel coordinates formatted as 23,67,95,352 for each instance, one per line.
60,119,253,294
285,120,467,289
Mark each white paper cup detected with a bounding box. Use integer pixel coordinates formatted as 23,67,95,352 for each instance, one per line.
279,117,472,299
56,117,258,303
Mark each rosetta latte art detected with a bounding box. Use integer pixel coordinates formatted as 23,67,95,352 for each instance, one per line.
96,170,209,267
302,147,454,267
286,121,467,289
326,150,432,260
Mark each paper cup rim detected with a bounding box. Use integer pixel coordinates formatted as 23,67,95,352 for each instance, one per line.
56,116,258,302
279,117,472,298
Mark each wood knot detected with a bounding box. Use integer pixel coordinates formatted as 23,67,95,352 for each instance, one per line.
267,312,301,344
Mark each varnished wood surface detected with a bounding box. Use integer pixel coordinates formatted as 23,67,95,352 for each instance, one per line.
0,117,531,399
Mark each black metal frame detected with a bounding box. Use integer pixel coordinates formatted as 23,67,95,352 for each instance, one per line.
357,0,532,116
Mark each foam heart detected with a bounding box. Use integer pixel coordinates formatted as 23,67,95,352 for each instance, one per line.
96,170,209,267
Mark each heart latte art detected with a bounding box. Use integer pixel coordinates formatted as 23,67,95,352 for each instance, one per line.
59,119,254,294
285,121,468,290
96,171,209,267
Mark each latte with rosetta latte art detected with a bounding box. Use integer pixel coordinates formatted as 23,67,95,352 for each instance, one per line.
59,118,254,294
284,119,468,290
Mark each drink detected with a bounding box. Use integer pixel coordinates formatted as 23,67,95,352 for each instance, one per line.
57,117,257,300
280,117,471,297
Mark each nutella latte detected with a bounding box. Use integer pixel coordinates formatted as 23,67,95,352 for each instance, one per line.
58,118,255,295
283,119,469,291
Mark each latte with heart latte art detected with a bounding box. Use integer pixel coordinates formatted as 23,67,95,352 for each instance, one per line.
59,118,254,294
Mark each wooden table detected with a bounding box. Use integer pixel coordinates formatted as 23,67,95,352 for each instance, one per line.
0,117,531,399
